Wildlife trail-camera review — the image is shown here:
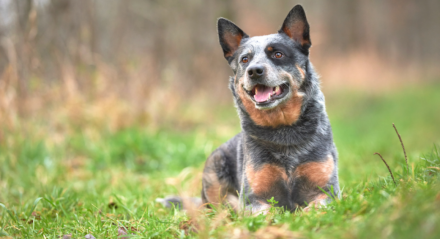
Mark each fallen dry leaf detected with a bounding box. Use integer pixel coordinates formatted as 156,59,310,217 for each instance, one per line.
118,227,136,239
118,227,127,235
84,233,96,239
108,202,118,209
62,234,72,239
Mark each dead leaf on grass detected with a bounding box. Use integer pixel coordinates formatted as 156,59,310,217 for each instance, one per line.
118,226,137,239
118,227,128,238
32,211,41,220
62,234,72,239
108,202,118,209
84,233,96,239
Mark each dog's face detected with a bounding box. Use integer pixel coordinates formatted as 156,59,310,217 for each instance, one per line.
218,5,312,127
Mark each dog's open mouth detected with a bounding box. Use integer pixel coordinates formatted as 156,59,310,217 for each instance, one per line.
245,83,289,106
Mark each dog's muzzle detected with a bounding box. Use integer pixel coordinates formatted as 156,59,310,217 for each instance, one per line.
244,83,290,107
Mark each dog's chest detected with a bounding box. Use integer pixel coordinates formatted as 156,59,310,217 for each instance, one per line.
270,149,302,169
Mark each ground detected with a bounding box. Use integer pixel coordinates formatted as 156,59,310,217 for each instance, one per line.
1,83,440,238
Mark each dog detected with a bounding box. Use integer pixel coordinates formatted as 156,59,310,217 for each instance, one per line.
158,5,340,214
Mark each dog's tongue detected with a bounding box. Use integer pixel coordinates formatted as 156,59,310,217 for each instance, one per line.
254,85,273,102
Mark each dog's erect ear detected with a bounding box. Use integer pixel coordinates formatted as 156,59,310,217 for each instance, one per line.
279,5,311,54
218,18,249,63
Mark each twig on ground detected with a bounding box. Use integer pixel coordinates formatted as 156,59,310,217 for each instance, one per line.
374,152,397,186
393,123,409,172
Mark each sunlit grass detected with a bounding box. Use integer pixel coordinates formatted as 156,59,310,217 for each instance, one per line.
1,83,440,238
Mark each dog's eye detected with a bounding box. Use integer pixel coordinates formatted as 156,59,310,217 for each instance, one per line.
274,52,283,58
242,57,249,63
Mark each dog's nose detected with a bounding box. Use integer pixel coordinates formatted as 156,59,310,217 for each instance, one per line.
247,65,265,79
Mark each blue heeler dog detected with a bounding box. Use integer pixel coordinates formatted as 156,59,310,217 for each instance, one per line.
158,5,340,214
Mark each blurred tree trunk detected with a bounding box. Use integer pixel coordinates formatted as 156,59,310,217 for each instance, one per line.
323,0,361,54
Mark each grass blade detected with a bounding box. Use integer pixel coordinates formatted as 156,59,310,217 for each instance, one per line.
393,123,409,173
27,197,43,219
374,152,397,186
0,203,18,223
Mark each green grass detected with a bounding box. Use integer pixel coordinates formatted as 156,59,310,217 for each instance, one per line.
1,84,440,238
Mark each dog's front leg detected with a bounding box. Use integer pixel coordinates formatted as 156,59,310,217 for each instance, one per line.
240,162,290,214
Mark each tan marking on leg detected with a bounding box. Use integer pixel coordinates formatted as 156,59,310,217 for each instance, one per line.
296,64,305,80
203,171,223,205
246,164,288,196
236,75,303,128
294,155,334,187
202,150,240,209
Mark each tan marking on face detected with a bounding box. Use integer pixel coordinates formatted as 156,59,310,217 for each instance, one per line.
236,75,303,128
246,164,288,195
224,32,243,57
294,155,334,187
267,46,273,51
296,64,305,80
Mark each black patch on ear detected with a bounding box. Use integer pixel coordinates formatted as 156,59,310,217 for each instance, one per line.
217,18,249,63
279,5,311,55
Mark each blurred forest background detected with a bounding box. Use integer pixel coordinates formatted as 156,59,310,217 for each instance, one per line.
1,0,440,130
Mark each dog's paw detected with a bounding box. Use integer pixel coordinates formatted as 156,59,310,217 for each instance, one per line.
302,200,327,212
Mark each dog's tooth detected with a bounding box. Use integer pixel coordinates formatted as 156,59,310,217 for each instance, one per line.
275,86,280,93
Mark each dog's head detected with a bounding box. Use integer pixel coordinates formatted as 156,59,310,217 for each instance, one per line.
218,5,312,127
